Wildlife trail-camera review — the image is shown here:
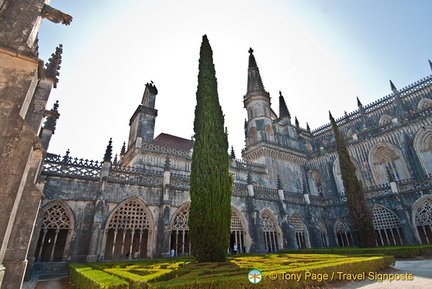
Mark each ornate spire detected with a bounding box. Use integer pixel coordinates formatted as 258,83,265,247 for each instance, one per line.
279,91,290,119
43,100,60,131
113,154,118,165
246,48,268,95
120,141,126,156
45,44,63,88
390,79,397,92
356,97,363,107
230,146,236,159
103,138,112,162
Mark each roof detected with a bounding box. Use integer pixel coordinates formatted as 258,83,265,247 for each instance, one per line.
153,133,193,152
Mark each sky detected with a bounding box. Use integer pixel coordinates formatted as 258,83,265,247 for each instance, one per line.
38,0,432,161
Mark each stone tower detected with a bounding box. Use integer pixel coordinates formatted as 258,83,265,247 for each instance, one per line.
243,48,274,147
127,82,159,149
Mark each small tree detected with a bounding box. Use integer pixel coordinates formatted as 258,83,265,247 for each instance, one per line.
330,112,376,247
188,35,232,262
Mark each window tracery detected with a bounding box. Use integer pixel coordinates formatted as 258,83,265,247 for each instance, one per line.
372,206,404,246
334,219,353,247
260,210,279,252
413,197,432,244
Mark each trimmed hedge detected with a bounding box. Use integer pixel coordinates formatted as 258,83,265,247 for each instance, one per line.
277,244,432,258
69,253,397,289
69,263,129,289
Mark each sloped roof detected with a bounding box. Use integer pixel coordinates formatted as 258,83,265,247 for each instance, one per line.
153,133,193,152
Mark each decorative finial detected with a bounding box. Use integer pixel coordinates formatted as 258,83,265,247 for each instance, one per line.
390,79,397,91
45,44,63,88
113,154,118,165
247,172,252,185
103,138,112,162
53,100,59,111
120,141,126,156
62,149,70,163
277,175,283,190
306,123,310,132
164,155,171,171
279,91,291,119
248,47,254,54
295,116,299,127
230,146,236,159
329,111,334,121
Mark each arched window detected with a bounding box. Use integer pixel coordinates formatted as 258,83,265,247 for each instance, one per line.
412,196,432,244
103,198,152,260
260,210,280,252
317,221,328,247
308,169,323,196
379,115,392,126
265,125,275,142
35,202,73,262
171,203,190,256
369,143,409,185
248,127,258,145
418,98,432,109
334,219,353,247
230,207,246,254
414,127,432,175
290,213,309,249
372,205,405,246
333,158,363,195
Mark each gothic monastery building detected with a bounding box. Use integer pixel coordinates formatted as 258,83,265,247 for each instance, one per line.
29,48,432,276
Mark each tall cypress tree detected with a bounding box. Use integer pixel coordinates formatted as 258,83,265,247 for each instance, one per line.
189,35,232,262
330,112,376,248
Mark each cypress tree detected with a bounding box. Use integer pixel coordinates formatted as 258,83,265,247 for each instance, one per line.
330,112,376,248
189,35,232,262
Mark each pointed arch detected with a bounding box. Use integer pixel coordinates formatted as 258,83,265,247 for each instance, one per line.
334,219,353,247
289,213,310,249
170,202,190,256
414,126,432,174
369,142,409,185
230,206,249,254
372,205,405,246
317,220,328,247
333,157,363,195
418,98,432,109
307,169,323,196
248,127,258,145
412,195,432,244
102,198,154,260
260,209,281,252
379,115,392,126
34,201,74,262
265,125,275,142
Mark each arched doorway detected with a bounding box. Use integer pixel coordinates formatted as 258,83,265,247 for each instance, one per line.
412,196,432,244
170,203,190,256
34,202,73,262
103,198,152,260
372,205,405,246
230,207,246,254
290,213,309,249
260,210,280,252
334,219,353,247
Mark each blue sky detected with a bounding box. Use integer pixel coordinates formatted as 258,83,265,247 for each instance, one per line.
39,0,432,160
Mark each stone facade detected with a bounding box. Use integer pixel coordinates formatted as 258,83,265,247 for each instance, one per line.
0,1,71,288
27,49,432,279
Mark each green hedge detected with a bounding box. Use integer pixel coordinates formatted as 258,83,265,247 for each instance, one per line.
69,263,129,289
277,244,432,258
105,268,176,289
